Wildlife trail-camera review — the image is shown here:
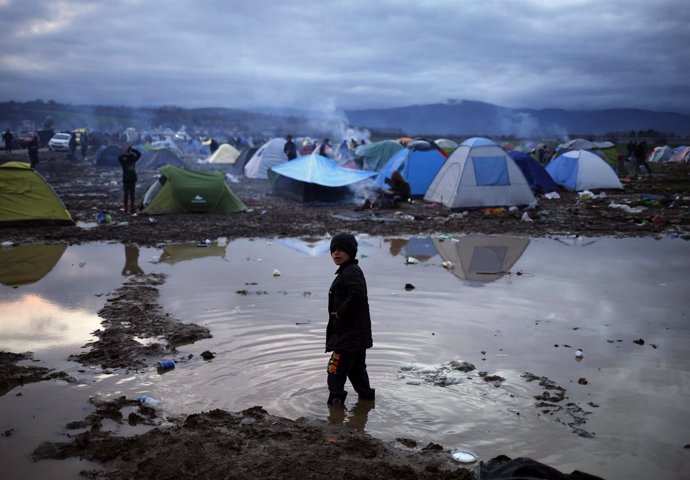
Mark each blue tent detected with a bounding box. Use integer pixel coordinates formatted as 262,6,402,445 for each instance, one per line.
268,153,376,202
374,140,447,196
507,151,559,193
94,144,123,166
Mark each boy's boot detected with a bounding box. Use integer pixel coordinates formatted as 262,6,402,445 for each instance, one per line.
327,391,348,406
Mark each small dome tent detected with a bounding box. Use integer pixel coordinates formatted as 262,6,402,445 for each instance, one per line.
354,140,404,171
0,162,74,226
507,151,559,193
374,140,447,196
244,138,287,179
546,149,623,191
424,137,535,209
205,144,241,164
140,147,186,169
94,145,123,166
142,165,246,214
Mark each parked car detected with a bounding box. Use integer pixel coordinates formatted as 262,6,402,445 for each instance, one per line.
48,132,71,152
14,132,36,149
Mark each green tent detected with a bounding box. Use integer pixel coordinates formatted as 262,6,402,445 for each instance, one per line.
0,162,74,226
142,164,246,214
354,140,403,171
0,243,67,286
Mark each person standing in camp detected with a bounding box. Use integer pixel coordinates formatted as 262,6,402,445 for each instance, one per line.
325,233,375,406
118,146,141,213
27,135,40,169
633,140,652,175
318,138,332,157
80,131,89,160
283,134,297,161
537,144,548,165
68,133,77,160
2,128,13,155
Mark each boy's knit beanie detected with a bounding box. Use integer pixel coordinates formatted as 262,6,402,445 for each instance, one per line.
330,233,358,259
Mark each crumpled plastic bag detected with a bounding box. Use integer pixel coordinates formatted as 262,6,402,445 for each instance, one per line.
608,202,646,214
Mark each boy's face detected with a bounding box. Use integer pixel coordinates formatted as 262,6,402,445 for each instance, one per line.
331,247,350,266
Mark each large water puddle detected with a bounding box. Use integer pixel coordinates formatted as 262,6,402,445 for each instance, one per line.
1,236,689,479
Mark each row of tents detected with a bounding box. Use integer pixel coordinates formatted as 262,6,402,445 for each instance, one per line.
261,136,623,209
1,134,627,225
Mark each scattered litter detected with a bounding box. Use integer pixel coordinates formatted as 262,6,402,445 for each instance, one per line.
442,261,455,270
156,360,175,371
272,269,281,276
200,351,215,360
404,283,415,291
542,192,560,199
148,217,157,224
137,396,161,408
405,256,419,264
483,207,506,217
521,212,534,222
1,241,14,248
633,338,645,345
575,349,584,359
578,190,606,201
608,202,646,214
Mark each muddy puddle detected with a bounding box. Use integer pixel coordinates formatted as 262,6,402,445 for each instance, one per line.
1,235,689,479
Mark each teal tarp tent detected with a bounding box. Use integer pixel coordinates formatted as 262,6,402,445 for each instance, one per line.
268,153,376,202
354,140,403,171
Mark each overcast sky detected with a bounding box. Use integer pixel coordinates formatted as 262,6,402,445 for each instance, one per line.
1,0,688,114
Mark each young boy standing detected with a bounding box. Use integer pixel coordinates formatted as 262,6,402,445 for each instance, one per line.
326,233,375,406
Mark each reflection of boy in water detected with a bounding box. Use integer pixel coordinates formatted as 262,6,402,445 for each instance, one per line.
122,244,144,276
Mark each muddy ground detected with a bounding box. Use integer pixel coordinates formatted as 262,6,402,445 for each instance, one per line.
3,149,686,479
1,149,689,245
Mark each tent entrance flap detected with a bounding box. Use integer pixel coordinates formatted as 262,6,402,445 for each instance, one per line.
472,156,509,186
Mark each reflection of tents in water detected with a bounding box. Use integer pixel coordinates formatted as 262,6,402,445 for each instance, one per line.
278,238,332,256
388,237,438,262
433,235,530,283
159,243,227,265
0,244,67,287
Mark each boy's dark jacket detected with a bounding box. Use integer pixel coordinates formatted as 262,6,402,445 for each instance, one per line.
326,259,373,352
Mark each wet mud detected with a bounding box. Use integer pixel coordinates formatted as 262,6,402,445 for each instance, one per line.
2,151,686,478
69,273,211,371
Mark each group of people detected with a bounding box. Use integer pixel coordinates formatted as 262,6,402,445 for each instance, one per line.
626,140,652,175
3,128,40,169
283,134,333,160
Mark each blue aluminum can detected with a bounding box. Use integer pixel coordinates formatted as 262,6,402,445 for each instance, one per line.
156,360,175,370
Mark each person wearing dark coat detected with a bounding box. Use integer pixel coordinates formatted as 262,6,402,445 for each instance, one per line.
2,129,13,154
326,233,375,406
118,146,141,213
27,135,40,169
283,134,297,160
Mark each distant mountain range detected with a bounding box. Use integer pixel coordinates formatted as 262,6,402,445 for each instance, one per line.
344,100,690,138
2,100,689,139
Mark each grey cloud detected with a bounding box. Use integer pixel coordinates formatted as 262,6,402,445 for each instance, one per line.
0,0,688,113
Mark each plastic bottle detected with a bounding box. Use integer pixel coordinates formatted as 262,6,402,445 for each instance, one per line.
137,396,161,408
